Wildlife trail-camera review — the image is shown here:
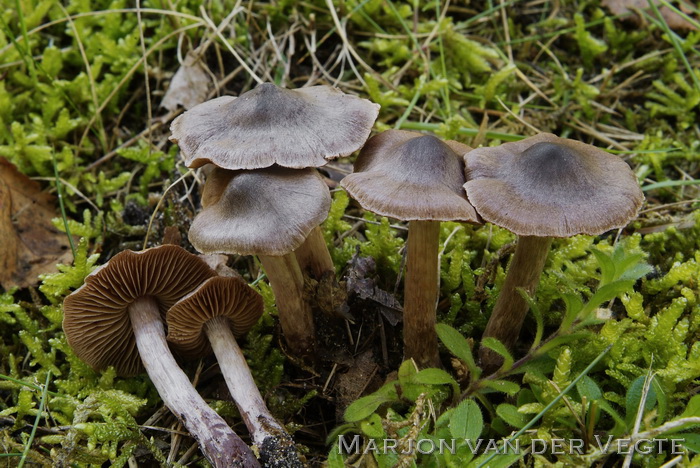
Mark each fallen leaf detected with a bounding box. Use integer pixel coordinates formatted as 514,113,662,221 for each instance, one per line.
345,250,403,325
162,225,182,245
602,0,697,31
161,50,213,111
198,253,242,279
0,158,73,290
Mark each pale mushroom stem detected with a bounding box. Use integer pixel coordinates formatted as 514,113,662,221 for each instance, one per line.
479,236,553,371
294,225,335,278
128,297,260,468
205,316,302,468
403,220,441,368
258,253,315,359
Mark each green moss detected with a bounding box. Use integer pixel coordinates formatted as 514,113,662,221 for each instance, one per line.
2,0,700,465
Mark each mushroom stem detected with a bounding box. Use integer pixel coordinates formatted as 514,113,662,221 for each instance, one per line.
403,220,441,368
258,253,315,359
294,225,334,278
205,316,303,468
479,236,553,371
128,297,259,468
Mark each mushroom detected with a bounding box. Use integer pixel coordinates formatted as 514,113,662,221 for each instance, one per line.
188,166,331,359
169,82,380,281
341,130,480,368
62,245,260,468
167,276,303,468
169,82,380,171
463,133,644,370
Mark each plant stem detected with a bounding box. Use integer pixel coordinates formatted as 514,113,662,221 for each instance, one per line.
205,316,302,468
403,220,441,368
398,121,523,142
259,253,315,359
294,225,334,279
128,297,259,468
480,236,552,371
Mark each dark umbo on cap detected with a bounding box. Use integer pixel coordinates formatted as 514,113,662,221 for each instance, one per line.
341,129,480,223
189,166,332,256
463,133,644,237
170,83,380,170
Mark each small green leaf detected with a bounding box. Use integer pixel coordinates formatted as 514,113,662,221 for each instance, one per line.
496,404,527,429
673,434,700,453
619,263,653,282
344,394,393,423
576,376,603,400
560,293,584,330
414,368,457,386
469,449,523,468
480,338,514,371
344,382,398,422
482,379,520,395
397,360,417,387
436,323,480,380
536,333,590,355
578,280,636,322
327,444,346,468
592,249,616,285
413,368,460,396
398,360,428,401
516,403,544,414
652,377,668,422
625,376,657,426
360,413,385,438
449,399,482,440
680,395,700,419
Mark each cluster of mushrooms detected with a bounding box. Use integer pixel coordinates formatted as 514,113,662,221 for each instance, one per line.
62,82,644,466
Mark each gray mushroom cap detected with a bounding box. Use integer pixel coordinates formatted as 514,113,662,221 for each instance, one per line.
170,83,380,170
463,132,644,237
189,166,332,256
340,130,480,222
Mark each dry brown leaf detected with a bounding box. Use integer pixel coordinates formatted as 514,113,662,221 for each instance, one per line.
602,0,697,31
198,253,243,279
161,50,212,111
0,158,73,290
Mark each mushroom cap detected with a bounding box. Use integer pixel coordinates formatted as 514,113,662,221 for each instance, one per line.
166,276,264,357
62,245,217,376
340,130,480,222
189,166,332,256
169,83,380,170
463,133,644,237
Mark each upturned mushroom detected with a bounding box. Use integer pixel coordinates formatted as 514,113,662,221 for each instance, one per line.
188,166,331,359
341,130,480,368
167,276,303,468
463,133,644,370
170,82,380,280
62,245,260,468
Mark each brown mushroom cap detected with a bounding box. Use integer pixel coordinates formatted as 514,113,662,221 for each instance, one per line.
463,132,644,237
169,83,380,170
189,166,332,256
340,130,480,222
62,245,217,376
166,276,263,357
